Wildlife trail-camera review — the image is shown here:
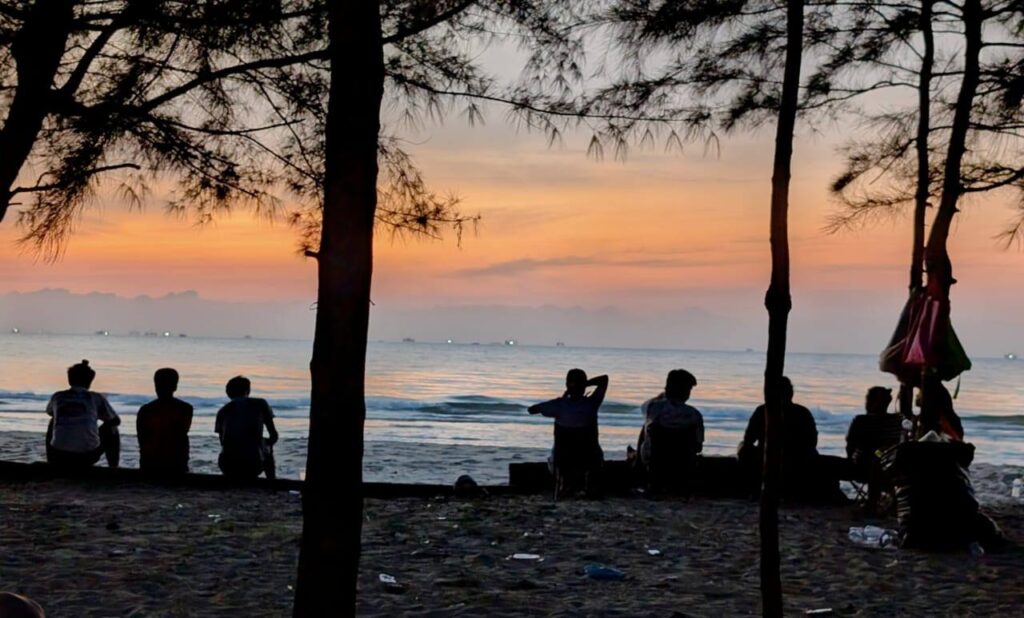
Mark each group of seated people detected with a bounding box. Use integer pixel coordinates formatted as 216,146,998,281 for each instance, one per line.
528,366,971,502
44,360,278,479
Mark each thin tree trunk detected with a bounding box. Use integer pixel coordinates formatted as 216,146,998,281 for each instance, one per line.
0,0,77,223
911,0,934,294
293,1,384,616
901,0,935,418
924,0,982,300
760,1,803,617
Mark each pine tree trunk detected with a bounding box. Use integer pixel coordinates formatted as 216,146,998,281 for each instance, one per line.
0,0,77,223
911,0,934,294
292,2,384,616
924,0,982,300
760,1,803,617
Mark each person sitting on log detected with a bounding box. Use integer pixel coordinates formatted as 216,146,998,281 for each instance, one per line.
45,360,121,469
846,386,904,513
137,368,194,476
528,369,608,497
636,369,704,494
737,376,819,496
215,376,279,480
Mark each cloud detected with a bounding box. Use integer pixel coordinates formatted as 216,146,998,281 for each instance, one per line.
456,252,758,277
456,256,597,276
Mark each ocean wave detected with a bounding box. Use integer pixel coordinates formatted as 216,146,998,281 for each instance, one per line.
964,414,1024,426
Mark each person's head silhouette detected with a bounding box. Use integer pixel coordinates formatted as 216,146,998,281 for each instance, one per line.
67,360,95,389
865,386,892,415
565,368,588,399
665,369,697,402
154,368,179,399
226,376,251,399
779,376,794,404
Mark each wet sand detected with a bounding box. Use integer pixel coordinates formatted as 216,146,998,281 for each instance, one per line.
0,474,1021,616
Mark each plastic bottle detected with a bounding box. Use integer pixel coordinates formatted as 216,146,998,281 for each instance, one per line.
1012,478,1023,499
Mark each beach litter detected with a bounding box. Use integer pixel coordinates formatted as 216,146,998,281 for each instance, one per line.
646,548,662,556
378,573,406,594
805,609,834,616
507,553,543,561
847,525,897,550
584,564,626,581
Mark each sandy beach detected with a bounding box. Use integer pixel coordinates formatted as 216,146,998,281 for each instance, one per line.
0,429,550,485
0,429,1022,616
0,479,1022,616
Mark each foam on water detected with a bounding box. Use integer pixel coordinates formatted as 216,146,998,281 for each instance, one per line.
1,334,1023,465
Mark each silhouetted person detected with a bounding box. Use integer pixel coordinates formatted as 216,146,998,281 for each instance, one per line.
528,369,607,497
846,386,903,513
0,592,45,618
45,360,120,469
737,376,818,493
917,377,964,441
215,376,278,480
636,369,704,493
137,368,193,476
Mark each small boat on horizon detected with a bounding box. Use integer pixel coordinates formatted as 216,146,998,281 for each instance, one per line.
1007,353,1017,360
10,327,19,334
402,337,416,343
95,330,109,337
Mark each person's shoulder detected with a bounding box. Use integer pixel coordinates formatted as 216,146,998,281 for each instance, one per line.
684,403,702,416
171,397,193,412
89,390,112,403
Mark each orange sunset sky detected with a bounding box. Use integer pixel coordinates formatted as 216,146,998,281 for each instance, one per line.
1,111,1023,355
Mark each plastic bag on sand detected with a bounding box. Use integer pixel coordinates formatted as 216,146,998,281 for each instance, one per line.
848,525,898,550
583,564,625,581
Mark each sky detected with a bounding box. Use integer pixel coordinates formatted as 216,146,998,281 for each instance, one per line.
2,115,1023,356
2,36,1024,355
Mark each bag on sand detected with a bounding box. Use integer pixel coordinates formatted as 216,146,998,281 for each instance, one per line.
884,439,1001,550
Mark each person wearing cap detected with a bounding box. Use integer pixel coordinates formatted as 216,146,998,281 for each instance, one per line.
137,368,194,476
846,386,904,513
45,360,121,469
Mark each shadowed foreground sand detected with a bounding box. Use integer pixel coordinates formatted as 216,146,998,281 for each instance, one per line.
0,480,1022,617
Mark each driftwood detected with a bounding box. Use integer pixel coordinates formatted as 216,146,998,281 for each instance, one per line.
510,454,853,501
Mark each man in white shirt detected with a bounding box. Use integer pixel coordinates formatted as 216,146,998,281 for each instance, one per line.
637,369,704,491
45,360,120,469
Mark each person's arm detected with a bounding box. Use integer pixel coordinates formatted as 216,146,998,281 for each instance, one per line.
45,395,56,417
214,407,225,445
586,375,609,406
695,412,705,454
845,417,858,458
528,399,561,418
742,406,764,449
263,401,279,445
183,403,194,433
97,394,120,427
136,405,145,441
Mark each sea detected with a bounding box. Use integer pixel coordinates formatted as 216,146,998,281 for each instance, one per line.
1,333,1023,466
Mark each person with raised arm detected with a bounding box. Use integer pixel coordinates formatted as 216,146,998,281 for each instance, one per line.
529,369,608,497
